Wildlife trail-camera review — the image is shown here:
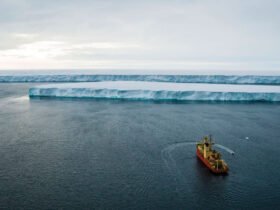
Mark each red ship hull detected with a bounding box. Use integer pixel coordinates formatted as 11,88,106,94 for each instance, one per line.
196,148,228,174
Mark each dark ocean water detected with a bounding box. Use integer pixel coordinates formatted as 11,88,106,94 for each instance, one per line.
0,83,280,209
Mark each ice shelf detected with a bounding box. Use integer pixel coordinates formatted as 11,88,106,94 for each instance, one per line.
29,81,280,101
0,74,279,84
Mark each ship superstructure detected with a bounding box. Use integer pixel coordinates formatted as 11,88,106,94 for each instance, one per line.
196,136,228,174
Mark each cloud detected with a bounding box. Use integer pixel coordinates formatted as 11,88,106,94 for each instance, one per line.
0,0,279,71
12,33,37,39
0,40,142,59
0,41,66,59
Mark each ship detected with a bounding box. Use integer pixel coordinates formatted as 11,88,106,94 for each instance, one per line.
196,135,229,174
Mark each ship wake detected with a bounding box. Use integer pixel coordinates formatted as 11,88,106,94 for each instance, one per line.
161,141,235,179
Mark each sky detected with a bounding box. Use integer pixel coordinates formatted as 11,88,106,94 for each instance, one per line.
0,0,279,72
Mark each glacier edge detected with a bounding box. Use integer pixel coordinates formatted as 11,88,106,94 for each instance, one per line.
29,82,280,101
1,74,280,84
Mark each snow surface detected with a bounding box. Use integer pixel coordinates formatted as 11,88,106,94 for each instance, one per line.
29,81,280,101
1,70,280,75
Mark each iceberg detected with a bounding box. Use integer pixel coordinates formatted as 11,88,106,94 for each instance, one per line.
1,74,280,84
29,81,280,101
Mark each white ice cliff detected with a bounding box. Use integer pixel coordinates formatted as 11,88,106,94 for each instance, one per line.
29,81,280,101
1,74,280,84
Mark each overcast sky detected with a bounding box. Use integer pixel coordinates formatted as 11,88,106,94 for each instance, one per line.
0,0,279,71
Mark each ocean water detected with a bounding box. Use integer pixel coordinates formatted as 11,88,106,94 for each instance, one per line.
0,83,280,209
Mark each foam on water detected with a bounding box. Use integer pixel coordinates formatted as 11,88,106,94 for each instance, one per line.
214,144,235,155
